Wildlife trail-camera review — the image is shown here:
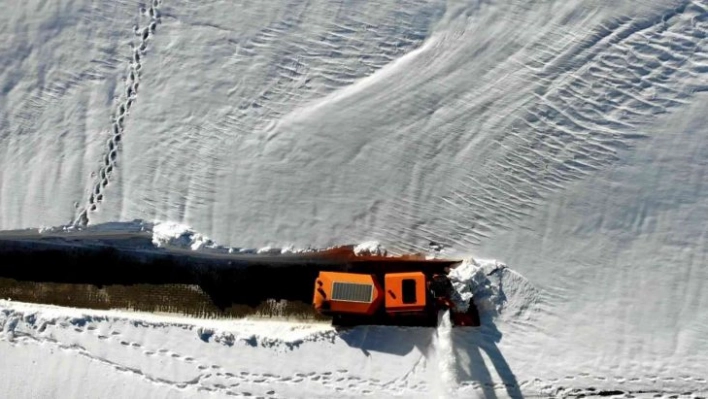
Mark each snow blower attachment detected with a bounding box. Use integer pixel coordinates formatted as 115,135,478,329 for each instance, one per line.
313,267,480,327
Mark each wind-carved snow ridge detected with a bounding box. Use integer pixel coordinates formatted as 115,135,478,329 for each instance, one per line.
440,1,708,246
75,0,163,226
219,0,445,135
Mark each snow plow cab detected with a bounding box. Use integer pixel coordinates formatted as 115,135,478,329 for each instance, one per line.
313,265,480,327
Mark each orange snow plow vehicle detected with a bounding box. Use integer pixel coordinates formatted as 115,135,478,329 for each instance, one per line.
312,255,480,327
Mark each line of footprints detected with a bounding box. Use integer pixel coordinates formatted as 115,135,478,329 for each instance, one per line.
65,320,389,398
77,0,162,226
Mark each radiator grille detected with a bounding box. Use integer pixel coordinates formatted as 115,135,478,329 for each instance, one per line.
331,282,373,303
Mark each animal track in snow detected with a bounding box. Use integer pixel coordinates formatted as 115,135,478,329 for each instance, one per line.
75,0,163,226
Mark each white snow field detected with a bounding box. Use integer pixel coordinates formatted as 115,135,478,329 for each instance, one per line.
1,0,708,397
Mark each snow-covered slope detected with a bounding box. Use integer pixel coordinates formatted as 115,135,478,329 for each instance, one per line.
1,0,705,251
1,0,707,397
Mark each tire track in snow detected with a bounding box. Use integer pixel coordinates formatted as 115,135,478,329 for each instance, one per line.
435,1,708,247
74,0,163,226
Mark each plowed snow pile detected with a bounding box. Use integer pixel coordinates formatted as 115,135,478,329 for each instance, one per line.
449,259,541,321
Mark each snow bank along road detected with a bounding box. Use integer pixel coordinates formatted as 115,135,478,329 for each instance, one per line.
0,229,455,320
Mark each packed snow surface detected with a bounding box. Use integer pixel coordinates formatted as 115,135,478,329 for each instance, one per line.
2,0,708,397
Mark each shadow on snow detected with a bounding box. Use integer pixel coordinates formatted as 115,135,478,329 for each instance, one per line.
339,265,523,398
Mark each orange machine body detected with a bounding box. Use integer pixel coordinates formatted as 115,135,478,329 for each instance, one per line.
313,271,383,316
384,272,427,313
312,258,480,327
314,271,429,317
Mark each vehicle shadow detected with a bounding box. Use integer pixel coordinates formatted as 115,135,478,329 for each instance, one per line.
339,265,523,398
337,313,521,398
450,264,523,399
337,325,434,357
451,316,523,399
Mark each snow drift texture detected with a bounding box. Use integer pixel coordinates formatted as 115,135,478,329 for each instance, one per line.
1,0,708,397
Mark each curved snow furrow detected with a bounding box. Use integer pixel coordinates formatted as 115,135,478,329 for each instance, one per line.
434,2,708,247
138,125,225,223
75,1,163,226
216,2,440,138
221,0,444,136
